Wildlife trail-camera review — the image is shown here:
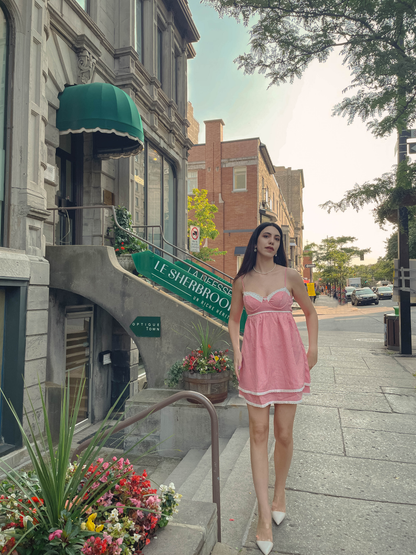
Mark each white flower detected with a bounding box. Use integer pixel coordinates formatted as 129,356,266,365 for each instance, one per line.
109,508,119,521
0,534,7,547
113,522,122,532
133,533,141,542
168,482,175,490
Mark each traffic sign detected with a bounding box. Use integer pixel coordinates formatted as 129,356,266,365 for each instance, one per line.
190,225,200,253
305,264,316,268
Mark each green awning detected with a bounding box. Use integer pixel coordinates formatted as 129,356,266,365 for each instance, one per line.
56,83,144,159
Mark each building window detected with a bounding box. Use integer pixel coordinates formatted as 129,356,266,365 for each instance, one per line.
172,51,179,104
156,27,163,84
233,166,247,191
187,171,198,194
135,0,143,63
134,152,145,234
75,0,89,12
0,8,7,246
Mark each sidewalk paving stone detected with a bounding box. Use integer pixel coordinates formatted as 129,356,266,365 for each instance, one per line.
342,427,416,463
339,408,416,433
245,490,416,555
382,388,416,414
302,391,391,412
293,406,344,456
335,374,416,387
281,451,416,505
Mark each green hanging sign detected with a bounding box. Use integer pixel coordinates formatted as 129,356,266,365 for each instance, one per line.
131,251,246,333
175,259,247,333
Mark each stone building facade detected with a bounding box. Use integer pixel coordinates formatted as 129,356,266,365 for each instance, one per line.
188,119,302,277
0,0,198,455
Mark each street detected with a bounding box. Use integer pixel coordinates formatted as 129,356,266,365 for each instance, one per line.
295,294,416,336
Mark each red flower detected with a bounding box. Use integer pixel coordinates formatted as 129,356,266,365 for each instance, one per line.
121,247,125,250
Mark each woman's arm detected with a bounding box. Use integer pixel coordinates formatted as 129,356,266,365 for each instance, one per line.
228,277,244,379
290,271,319,369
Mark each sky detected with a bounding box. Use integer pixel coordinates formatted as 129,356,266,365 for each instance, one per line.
187,1,398,264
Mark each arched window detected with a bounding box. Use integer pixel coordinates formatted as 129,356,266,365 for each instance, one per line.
0,7,7,246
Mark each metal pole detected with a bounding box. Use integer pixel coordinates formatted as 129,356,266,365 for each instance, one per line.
397,130,412,354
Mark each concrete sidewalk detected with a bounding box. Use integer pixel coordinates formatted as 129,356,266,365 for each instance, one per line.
240,329,416,555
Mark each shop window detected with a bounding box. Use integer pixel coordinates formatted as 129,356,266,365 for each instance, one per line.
0,8,7,246
187,171,198,194
135,0,143,63
233,166,247,191
132,142,177,253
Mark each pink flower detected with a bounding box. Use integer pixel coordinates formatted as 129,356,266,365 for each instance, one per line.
49,529,63,541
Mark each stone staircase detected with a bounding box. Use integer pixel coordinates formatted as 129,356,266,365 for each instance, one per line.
135,419,275,555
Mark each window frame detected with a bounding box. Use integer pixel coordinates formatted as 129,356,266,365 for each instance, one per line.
187,170,198,195
135,0,144,64
75,0,90,13
233,166,247,192
156,26,163,85
0,4,9,247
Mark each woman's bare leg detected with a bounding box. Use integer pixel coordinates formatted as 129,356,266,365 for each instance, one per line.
272,404,297,512
247,404,273,542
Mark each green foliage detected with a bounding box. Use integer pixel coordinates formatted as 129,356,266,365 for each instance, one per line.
321,161,416,226
204,0,416,137
188,189,226,261
307,236,371,286
165,360,185,388
112,206,147,256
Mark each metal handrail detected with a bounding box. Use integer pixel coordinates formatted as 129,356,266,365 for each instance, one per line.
46,205,234,285
131,223,234,284
110,207,234,292
71,390,222,542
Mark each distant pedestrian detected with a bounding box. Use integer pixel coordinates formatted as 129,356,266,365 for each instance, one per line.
228,223,318,555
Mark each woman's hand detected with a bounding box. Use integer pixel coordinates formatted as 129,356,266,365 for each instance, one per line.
307,348,318,370
234,351,242,381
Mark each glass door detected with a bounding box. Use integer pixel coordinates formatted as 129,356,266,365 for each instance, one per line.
65,309,92,424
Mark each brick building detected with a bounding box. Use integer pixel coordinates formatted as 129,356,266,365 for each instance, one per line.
188,119,303,277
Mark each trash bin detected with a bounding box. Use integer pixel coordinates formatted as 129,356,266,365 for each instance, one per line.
394,306,399,316
384,314,399,350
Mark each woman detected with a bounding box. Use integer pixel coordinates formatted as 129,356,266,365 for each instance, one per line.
228,223,318,555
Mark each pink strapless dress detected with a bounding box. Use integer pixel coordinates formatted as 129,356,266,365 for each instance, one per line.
239,287,311,407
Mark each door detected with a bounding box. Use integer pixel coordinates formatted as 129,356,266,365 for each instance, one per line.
65,308,92,424
56,134,83,245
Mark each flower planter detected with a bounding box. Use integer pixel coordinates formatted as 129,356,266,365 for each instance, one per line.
117,253,136,273
183,370,230,404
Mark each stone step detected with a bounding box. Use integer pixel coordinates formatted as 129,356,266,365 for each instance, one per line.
192,427,250,502
219,417,275,549
179,438,228,499
164,448,207,490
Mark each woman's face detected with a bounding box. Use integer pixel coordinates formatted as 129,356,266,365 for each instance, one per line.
256,226,281,258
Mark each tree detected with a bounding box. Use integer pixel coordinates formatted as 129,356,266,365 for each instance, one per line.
305,236,371,287
187,189,226,262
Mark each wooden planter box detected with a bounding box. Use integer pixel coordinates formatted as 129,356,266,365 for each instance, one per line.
183,370,230,404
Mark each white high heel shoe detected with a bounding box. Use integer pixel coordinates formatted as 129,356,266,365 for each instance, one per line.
256,538,273,555
272,511,286,526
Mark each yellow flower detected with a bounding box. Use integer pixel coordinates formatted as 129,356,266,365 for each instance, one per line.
86,513,97,531
214,356,219,362
96,525,104,533
81,522,86,531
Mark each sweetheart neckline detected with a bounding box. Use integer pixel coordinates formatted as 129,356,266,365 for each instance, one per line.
243,287,291,301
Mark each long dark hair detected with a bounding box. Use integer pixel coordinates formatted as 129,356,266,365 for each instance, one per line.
235,222,287,279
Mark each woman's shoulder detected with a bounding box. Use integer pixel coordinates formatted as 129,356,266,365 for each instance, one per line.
283,267,303,283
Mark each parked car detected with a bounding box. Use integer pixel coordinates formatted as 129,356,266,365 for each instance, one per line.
345,286,355,301
375,286,393,300
351,287,379,306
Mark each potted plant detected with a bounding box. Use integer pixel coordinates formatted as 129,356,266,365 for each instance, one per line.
165,323,236,404
111,206,147,272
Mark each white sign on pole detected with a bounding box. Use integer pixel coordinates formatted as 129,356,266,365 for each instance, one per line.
190,225,200,253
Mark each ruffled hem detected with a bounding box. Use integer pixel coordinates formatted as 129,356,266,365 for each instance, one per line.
239,384,311,407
